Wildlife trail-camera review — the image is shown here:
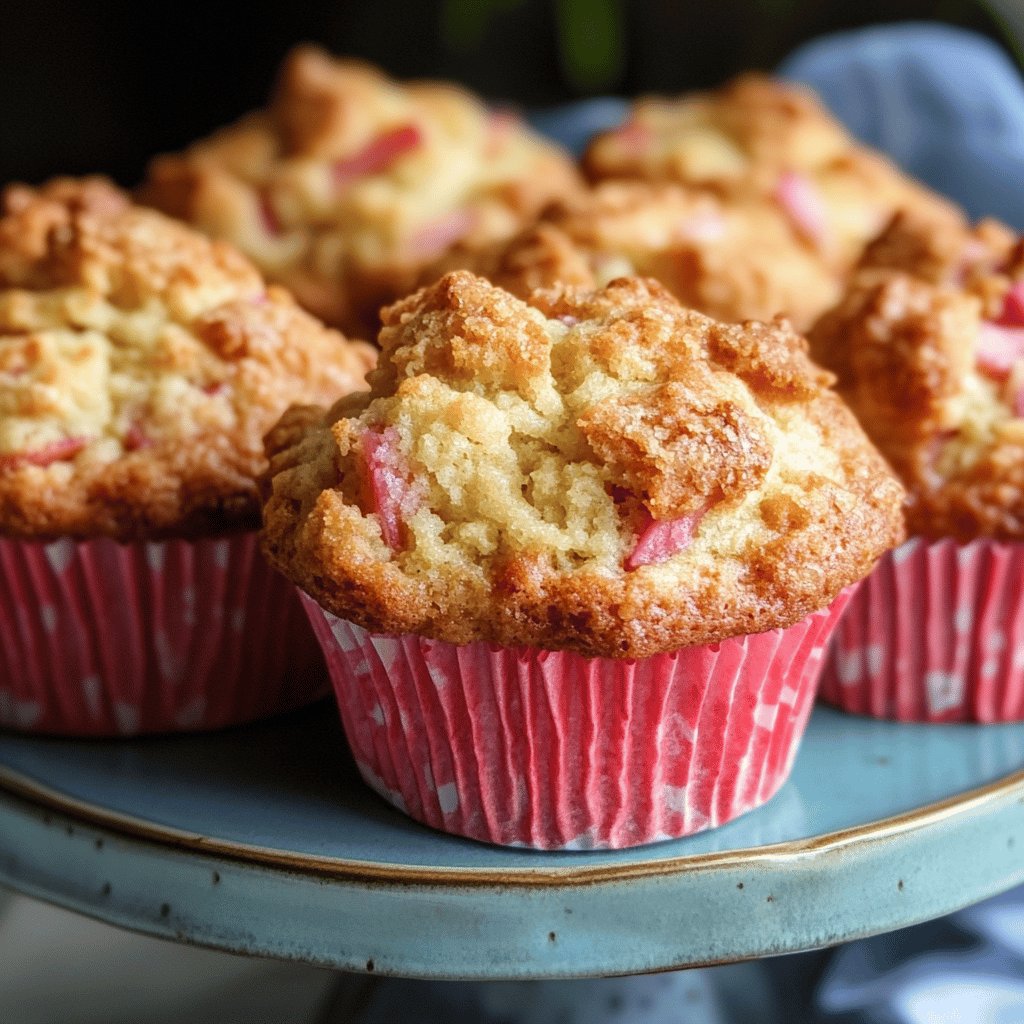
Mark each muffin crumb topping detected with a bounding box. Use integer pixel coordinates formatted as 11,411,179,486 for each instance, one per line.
263,271,904,656
810,209,1024,539
0,177,374,539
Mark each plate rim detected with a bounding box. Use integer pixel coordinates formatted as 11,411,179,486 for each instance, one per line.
2,756,1023,887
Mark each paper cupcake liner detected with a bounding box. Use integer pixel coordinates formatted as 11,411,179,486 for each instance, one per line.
0,533,327,736
303,593,851,850
820,538,1024,723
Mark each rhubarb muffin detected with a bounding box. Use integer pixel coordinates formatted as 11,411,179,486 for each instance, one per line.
141,45,583,339
809,209,1022,539
0,177,374,735
809,210,1024,721
584,74,960,275
473,180,842,330
261,271,903,848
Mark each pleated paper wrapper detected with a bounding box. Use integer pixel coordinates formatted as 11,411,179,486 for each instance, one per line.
820,538,1024,723
303,592,851,850
0,533,327,736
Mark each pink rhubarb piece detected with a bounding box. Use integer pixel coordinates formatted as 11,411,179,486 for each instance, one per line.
407,209,477,259
625,504,705,571
0,436,88,470
124,422,152,452
998,281,1024,326
362,427,422,551
257,189,283,236
484,109,519,154
775,171,828,248
677,209,727,243
333,124,423,188
976,322,1024,377
615,119,653,155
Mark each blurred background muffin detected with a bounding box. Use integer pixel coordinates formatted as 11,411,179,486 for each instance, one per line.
808,207,1024,721
583,75,962,274
469,180,844,329
140,46,582,338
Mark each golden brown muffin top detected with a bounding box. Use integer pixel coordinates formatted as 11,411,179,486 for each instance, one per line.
464,180,842,331
0,177,375,541
809,210,1024,539
140,45,583,337
583,74,960,272
262,271,904,657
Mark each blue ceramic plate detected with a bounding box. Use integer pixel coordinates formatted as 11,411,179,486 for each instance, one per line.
2,704,1024,978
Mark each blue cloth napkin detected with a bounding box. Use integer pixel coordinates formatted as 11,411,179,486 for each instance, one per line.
530,98,629,158
780,21,1024,228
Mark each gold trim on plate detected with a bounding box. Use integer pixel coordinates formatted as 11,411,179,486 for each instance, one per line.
1,763,1023,888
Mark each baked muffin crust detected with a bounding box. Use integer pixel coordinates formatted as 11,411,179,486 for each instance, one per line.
470,181,842,330
583,74,960,274
262,271,904,657
141,45,583,338
0,177,375,540
809,210,1024,539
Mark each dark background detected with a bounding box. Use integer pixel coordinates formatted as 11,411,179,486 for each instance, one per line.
0,0,1018,187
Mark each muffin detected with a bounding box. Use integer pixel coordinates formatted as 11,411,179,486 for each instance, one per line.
0,177,375,735
809,209,1024,720
583,74,960,275
471,180,842,330
141,45,583,339
261,270,904,848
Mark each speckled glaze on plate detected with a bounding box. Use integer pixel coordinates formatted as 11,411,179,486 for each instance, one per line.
2,704,1024,978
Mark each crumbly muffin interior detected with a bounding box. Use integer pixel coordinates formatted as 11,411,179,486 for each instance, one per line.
263,272,904,656
0,194,258,461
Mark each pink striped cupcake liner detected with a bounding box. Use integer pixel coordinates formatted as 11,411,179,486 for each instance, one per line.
820,538,1024,723
302,591,851,850
0,533,327,736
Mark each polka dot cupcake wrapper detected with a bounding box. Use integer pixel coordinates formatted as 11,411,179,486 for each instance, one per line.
0,533,327,736
303,592,851,850
820,538,1024,722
